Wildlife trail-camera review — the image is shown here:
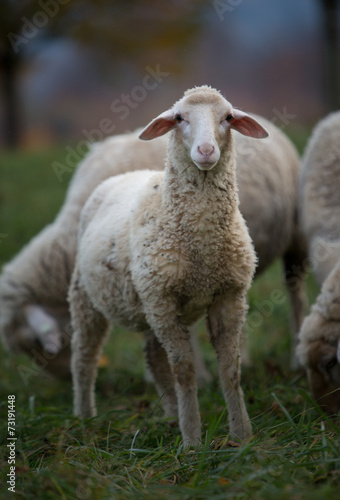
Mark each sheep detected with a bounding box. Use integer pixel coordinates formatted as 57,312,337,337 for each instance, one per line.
68,85,270,446
297,111,340,416
236,116,306,368
0,105,305,381
0,132,167,378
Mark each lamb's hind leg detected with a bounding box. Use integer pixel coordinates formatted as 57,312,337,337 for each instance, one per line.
207,294,252,441
69,270,109,418
144,332,178,418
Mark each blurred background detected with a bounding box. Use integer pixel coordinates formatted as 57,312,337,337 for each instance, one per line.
0,0,339,150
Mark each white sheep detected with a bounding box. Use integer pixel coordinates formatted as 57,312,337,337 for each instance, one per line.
0,132,167,378
297,111,340,415
236,115,306,367
69,86,269,445
0,111,305,380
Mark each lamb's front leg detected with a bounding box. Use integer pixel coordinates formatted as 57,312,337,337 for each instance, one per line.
207,294,252,441
147,314,201,447
69,271,109,418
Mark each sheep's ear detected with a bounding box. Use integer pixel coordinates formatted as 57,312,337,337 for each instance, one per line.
228,109,269,139
139,110,176,140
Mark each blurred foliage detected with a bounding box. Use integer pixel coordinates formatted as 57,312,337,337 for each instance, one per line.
0,0,209,66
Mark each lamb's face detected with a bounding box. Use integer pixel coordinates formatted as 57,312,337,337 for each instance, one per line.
171,96,233,171
305,338,340,416
139,86,268,169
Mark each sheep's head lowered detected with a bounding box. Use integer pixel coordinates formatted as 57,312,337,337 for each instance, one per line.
297,264,340,416
0,303,71,379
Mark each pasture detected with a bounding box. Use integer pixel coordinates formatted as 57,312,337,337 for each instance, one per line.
0,139,339,499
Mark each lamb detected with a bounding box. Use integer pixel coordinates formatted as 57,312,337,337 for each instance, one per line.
69,86,269,445
297,111,340,416
0,106,305,381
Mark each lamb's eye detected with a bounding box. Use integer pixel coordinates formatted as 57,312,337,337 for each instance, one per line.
226,114,233,122
175,114,183,123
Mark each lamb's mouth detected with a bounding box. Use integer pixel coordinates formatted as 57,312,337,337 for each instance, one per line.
194,160,217,171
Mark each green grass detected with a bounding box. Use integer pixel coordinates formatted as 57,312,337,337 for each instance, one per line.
0,144,340,500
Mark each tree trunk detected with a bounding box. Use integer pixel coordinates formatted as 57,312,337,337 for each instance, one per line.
1,48,21,148
321,0,340,111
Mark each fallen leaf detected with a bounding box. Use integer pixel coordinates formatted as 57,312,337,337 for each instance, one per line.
98,355,110,368
218,477,230,485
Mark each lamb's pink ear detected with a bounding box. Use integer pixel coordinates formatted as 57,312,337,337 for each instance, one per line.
229,109,269,139
139,110,176,141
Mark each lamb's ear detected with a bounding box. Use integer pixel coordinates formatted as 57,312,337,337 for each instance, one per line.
139,110,176,140
228,109,269,139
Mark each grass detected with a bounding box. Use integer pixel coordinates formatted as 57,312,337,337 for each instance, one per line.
0,141,340,500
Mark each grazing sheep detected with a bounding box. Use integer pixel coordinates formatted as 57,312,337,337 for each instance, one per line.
297,111,340,415
69,86,269,445
0,133,167,378
236,117,306,367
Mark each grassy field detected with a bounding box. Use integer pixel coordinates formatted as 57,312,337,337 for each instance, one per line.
0,139,339,500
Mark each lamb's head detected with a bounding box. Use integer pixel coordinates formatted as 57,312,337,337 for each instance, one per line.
297,305,340,417
139,86,268,171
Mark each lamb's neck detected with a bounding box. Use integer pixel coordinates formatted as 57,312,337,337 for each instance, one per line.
162,152,239,219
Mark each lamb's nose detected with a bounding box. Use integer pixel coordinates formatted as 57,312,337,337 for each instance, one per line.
198,144,215,157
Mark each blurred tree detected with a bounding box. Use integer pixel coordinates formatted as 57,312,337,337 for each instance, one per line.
0,0,208,148
319,0,340,110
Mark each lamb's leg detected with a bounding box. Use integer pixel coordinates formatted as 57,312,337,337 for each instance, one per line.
207,294,252,441
144,332,178,418
147,315,201,446
69,273,109,418
145,327,212,387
